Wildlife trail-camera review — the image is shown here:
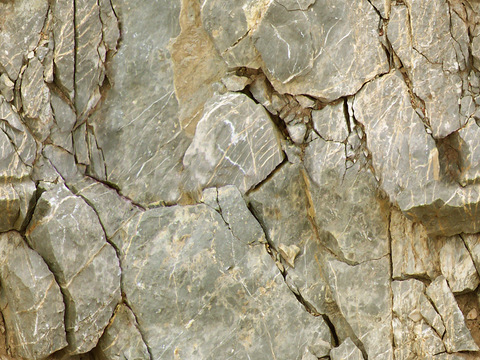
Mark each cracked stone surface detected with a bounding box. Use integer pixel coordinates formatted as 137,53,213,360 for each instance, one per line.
4,0,480,359
0,231,66,359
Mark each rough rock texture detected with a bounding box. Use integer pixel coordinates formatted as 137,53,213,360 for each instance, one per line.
4,0,480,360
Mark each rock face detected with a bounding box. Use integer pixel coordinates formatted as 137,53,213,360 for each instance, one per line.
4,0,480,360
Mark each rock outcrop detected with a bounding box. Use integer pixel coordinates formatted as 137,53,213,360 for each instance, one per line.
1,0,480,359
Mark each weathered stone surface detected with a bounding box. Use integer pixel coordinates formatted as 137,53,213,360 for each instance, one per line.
0,231,67,359
95,304,149,360
21,57,54,141
248,163,313,253
112,203,333,359
52,0,75,100
25,184,121,354
390,208,442,280
68,177,140,239
440,236,479,294
353,70,480,236
91,0,188,206
426,276,478,353
388,2,469,138
325,257,393,360
304,138,390,264
183,92,284,194
392,279,446,359
312,102,349,143
201,0,263,68
74,0,106,119
215,185,266,245
330,338,364,360
254,0,389,101
0,0,49,81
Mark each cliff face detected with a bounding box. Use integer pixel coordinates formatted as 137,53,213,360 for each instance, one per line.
1,0,480,359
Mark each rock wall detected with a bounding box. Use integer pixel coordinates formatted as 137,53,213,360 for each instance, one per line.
2,0,480,359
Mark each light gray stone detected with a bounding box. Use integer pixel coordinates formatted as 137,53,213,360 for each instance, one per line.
0,0,49,81
25,184,121,354
304,138,390,264
353,70,480,236
95,304,149,360
390,208,442,280
21,56,54,142
183,92,284,194
0,231,67,359
216,185,266,245
387,3,469,138
254,0,389,101
90,0,189,206
312,102,349,143
440,235,479,294
52,0,75,101
325,257,393,360
426,276,478,352
68,176,140,239
112,204,334,359
330,338,364,360
392,279,446,359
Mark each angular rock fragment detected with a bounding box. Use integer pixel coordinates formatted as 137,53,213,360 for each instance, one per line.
25,184,121,354
68,176,140,239
95,304,149,360
0,232,67,359
52,0,75,100
392,279,446,359
215,186,266,245
201,0,262,68
353,70,480,236
21,57,54,141
183,92,284,194
254,0,389,101
387,2,469,138
326,257,393,360
248,163,315,255
74,0,106,119
426,276,478,352
312,102,349,143
112,204,332,359
440,236,479,294
304,138,390,263
390,208,442,280
330,338,364,360
0,0,50,81
457,119,480,186
463,233,480,275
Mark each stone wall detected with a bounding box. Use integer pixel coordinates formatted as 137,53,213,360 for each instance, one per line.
1,0,480,359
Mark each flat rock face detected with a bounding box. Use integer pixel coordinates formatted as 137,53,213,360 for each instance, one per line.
112,203,333,360
91,0,189,206
254,0,389,101
183,92,284,194
326,257,393,360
